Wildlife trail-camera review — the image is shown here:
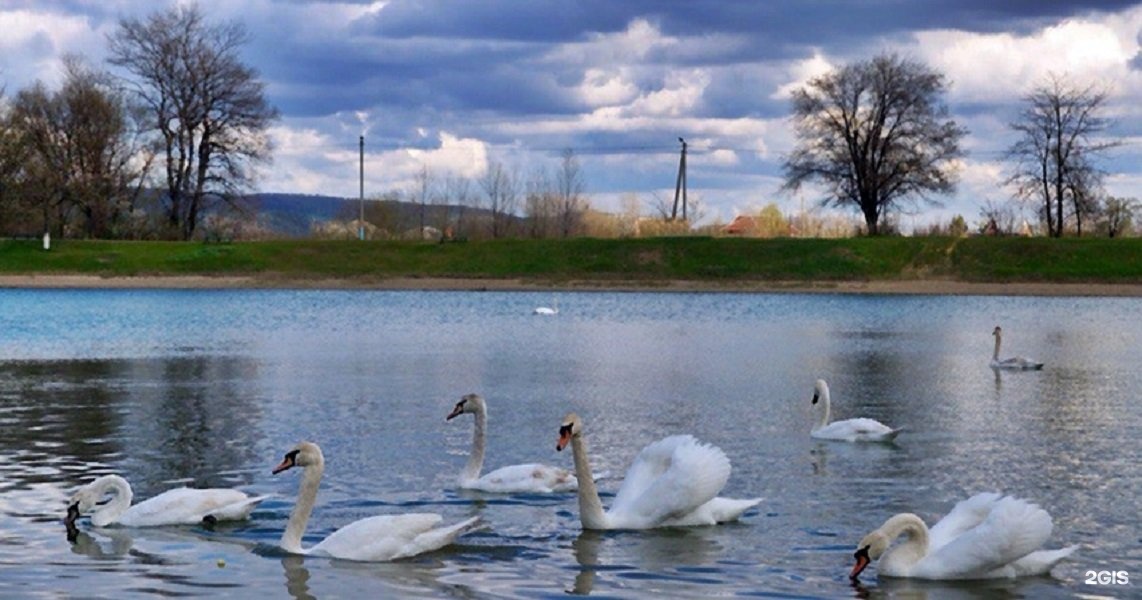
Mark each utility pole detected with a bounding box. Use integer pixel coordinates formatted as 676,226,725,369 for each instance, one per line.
671,137,687,221
358,135,365,240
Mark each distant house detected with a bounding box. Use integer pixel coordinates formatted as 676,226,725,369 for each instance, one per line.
724,215,758,236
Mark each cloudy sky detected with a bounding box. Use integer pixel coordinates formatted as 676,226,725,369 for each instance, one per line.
2,1,1140,229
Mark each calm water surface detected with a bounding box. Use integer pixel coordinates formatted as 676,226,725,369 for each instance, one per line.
1,289,1138,599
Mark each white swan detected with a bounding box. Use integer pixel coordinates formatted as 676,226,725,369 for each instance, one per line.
810,379,902,442
533,297,559,315
850,492,1077,580
446,393,579,493
272,441,481,561
556,412,761,530
65,474,267,528
991,326,1043,370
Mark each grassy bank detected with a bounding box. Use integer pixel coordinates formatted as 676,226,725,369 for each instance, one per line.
1,236,1140,284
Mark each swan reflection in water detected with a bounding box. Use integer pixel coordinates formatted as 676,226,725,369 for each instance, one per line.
853,574,1046,600
67,523,253,563
281,555,316,600
279,552,485,600
568,527,726,595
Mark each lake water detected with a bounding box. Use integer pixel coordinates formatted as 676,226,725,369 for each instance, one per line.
0,288,1138,599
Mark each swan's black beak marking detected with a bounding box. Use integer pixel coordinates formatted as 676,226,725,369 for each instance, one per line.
65,503,81,542
273,449,300,474
446,400,466,421
811,392,819,405
850,545,871,581
557,423,573,452
65,502,80,527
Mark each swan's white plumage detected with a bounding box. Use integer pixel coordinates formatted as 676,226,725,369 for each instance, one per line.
558,413,760,530
67,474,266,528
302,513,477,561
447,393,579,493
854,492,1076,580
990,326,1044,370
810,380,902,442
274,441,480,561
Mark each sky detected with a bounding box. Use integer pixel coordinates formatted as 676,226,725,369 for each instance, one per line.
1,0,1140,229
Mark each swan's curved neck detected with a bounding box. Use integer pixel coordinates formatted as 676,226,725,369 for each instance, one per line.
816,388,832,430
569,434,607,529
91,475,133,527
462,408,488,483
283,462,324,553
993,331,1002,361
879,513,930,567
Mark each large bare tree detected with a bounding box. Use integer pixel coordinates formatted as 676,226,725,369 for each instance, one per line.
109,3,278,240
782,53,966,235
1007,74,1118,237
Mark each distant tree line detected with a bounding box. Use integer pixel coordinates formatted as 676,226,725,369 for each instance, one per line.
330,149,590,241
0,3,276,240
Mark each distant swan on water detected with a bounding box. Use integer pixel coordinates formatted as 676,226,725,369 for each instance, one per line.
809,379,903,443
534,297,559,315
990,326,1043,370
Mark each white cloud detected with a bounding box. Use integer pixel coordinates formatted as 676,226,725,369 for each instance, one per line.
577,68,640,107
771,51,835,100
265,122,490,196
550,18,678,66
913,11,1141,103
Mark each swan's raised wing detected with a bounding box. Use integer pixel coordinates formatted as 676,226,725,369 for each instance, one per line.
121,488,254,526
918,495,1052,579
927,492,1002,552
608,435,730,528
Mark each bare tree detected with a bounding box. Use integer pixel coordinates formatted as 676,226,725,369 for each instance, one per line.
782,53,967,235
649,191,673,221
555,148,586,237
442,174,473,238
8,57,151,238
0,85,36,234
410,163,435,236
109,3,278,240
479,160,519,238
524,166,556,238
1007,74,1118,237
1101,196,1137,238
978,198,1018,235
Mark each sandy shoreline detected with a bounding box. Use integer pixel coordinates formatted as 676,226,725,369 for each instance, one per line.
2,274,1141,296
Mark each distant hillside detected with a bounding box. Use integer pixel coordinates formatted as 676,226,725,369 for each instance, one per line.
249,193,355,236
249,193,519,238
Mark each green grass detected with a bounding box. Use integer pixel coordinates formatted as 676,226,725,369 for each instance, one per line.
1,236,1140,283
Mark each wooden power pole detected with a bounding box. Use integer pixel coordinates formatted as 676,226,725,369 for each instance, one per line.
671,137,687,221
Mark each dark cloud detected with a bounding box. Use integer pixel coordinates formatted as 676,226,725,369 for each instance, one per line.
248,0,1139,124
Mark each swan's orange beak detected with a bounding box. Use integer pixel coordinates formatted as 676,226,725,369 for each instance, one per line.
850,546,871,580
557,425,572,452
272,452,297,474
